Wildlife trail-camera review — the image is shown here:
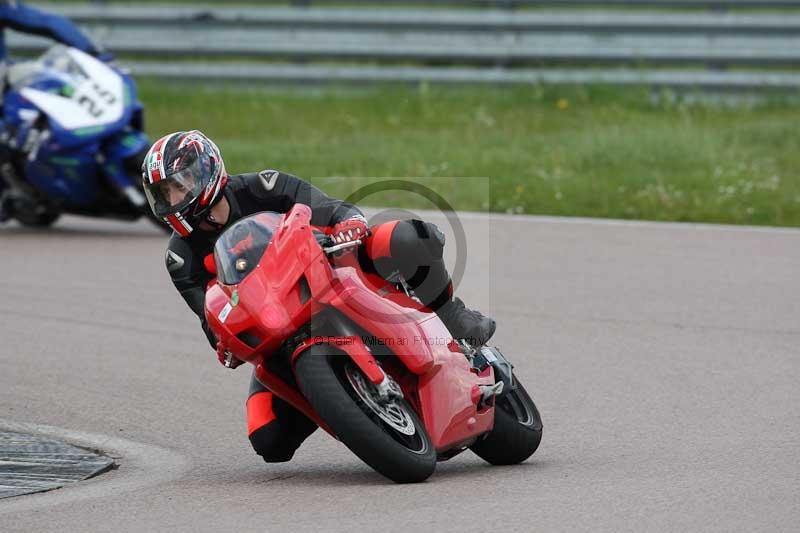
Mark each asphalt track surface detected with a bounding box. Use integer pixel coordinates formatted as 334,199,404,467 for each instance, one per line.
0,212,798,532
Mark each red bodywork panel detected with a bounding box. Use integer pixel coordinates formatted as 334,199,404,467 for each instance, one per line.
205,205,495,454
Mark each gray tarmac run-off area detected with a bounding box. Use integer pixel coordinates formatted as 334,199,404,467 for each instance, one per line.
0,212,798,532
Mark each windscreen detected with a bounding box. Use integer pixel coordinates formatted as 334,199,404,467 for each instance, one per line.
214,212,283,285
10,45,87,91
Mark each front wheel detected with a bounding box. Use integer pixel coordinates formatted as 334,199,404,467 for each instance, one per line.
294,345,437,483
470,377,543,465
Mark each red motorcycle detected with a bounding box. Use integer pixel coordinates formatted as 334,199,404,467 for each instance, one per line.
204,205,542,483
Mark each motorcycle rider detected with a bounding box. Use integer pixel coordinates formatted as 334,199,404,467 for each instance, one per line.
143,130,496,463
0,0,109,221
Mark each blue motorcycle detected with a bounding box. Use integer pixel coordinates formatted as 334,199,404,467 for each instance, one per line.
0,45,162,230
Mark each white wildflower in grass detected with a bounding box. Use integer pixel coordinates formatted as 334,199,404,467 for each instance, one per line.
739,180,754,195
768,175,781,191
473,107,496,128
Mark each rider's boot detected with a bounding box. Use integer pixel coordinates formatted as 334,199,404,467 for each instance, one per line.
436,294,496,347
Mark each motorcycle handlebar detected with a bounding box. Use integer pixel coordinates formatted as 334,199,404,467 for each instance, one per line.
323,239,362,255
312,229,362,255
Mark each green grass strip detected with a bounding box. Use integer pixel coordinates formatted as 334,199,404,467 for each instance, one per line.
139,80,800,227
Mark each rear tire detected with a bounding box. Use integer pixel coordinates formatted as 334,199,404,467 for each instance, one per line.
14,209,60,228
294,345,437,483
470,377,543,465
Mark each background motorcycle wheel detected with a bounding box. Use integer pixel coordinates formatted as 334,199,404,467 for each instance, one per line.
13,209,60,228
295,345,437,483
470,377,543,465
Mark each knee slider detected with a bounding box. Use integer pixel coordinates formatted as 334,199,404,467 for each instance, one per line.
422,221,445,258
249,425,297,463
410,219,445,259
391,220,445,261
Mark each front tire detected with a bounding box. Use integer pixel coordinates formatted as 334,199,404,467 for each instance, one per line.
470,377,543,465
294,345,437,483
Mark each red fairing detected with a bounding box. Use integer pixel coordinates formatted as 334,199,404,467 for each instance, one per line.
416,336,495,449
205,206,322,363
326,272,437,375
204,204,498,455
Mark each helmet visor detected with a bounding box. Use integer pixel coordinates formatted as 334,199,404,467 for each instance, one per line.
144,157,205,218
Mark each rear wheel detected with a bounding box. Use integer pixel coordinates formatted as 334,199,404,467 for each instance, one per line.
470,377,542,465
4,180,60,228
294,345,437,483
13,208,60,228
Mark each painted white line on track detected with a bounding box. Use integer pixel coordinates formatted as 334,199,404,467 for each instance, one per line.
0,420,190,514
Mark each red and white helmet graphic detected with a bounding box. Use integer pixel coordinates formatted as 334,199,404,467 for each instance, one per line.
142,130,227,236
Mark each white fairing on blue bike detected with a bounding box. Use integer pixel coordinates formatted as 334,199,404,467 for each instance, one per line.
19,47,124,131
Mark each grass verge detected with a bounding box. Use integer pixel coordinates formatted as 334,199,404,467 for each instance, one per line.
139,80,800,227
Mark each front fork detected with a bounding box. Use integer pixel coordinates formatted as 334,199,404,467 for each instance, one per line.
291,310,403,403
292,336,404,408
100,155,147,209
101,130,150,211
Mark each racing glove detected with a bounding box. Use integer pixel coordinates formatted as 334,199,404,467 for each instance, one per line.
330,215,368,244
